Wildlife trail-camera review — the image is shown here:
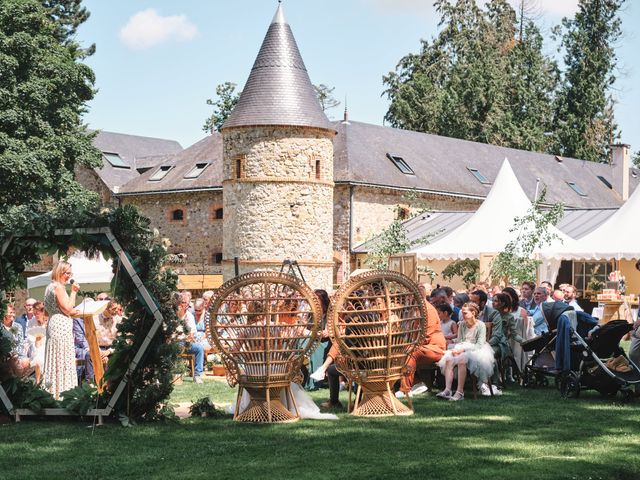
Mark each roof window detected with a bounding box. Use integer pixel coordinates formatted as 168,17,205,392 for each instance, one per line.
386,153,414,175
467,167,490,185
149,165,173,181
597,175,612,189
567,181,587,197
103,152,129,169
184,162,210,179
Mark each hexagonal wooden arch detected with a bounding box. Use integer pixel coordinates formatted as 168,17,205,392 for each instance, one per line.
0,227,167,423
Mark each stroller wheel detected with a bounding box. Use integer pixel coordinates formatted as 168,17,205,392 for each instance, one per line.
560,372,580,399
522,368,535,388
620,389,634,404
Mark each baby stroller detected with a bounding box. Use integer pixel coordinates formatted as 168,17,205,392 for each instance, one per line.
521,302,586,389
522,302,640,402
561,319,640,402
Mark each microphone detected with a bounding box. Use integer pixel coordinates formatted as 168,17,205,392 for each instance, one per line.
70,279,75,285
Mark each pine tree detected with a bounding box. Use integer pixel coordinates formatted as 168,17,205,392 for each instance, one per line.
383,0,557,152
553,0,624,162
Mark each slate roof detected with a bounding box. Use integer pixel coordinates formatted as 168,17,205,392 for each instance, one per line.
353,207,618,254
222,3,332,131
333,121,638,209
116,121,637,210
118,134,223,194
91,131,182,192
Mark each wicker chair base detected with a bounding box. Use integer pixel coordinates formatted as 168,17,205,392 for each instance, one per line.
234,386,299,423
351,381,414,417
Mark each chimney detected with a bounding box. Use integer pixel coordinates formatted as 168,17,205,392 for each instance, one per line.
610,143,630,201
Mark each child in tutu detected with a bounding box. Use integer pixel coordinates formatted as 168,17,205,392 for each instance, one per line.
436,302,495,401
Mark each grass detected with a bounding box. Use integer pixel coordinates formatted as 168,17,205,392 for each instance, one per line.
1,373,639,480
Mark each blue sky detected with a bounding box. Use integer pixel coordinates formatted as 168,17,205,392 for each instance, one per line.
77,0,640,155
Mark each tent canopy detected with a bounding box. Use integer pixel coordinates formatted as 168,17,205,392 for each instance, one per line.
542,182,640,261
27,251,113,291
410,159,573,260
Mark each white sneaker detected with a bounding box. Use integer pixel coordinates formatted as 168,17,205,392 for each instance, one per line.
310,367,326,381
480,383,492,396
395,390,406,399
491,385,503,396
409,382,429,397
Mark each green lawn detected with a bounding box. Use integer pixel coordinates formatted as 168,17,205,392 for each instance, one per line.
1,375,639,480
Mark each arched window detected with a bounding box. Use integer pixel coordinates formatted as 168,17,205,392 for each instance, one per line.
171,209,184,221
215,207,223,219
212,252,223,265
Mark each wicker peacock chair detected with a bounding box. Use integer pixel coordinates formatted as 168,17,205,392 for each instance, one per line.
207,271,322,423
328,270,425,416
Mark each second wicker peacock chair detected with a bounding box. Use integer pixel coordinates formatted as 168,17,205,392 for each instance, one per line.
328,270,425,416
207,271,322,423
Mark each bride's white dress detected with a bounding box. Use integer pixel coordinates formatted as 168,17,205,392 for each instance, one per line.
225,383,338,420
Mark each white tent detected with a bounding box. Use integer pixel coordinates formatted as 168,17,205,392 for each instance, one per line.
542,181,640,261
410,158,573,262
27,251,113,300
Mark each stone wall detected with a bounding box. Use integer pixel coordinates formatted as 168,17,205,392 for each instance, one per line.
350,186,481,247
75,165,114,206
222,126,334,290
121,191,224,275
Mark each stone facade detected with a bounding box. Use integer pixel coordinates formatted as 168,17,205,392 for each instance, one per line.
74,165,115,206
222,126,335,290
121,191,224,275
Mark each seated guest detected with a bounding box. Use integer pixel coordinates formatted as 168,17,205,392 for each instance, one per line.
563,285,583,312
176,291,204,384
540,281,553,296
436,303,458,346
453,293,469,311
469,290,499,324
2,304,30,372
529,287,550,335
489,293,523,359
95,301,122,362
519,281,536,311
15,298,37,339
502,287,534,373
442,286,460,322
25,302,48,372
396,300,447,398
436,302,495,401
72,316,93,382
193,298,211,351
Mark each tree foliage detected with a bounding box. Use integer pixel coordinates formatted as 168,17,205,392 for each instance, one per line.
0,0,102,231
441,259,480,288
552,0,625,163
383,0,558,152
202,81,240,133
313,83,341,114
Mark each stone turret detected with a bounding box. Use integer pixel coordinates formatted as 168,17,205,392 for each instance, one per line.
221,3,336,289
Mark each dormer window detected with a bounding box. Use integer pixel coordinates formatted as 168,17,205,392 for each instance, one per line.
597,175,612,189
386,153,414,175
184,162,210,179
567,181,587,197
149,165,173,181
103,152,129,169
467,167,490,185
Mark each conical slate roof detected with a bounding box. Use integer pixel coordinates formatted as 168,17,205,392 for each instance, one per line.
222,3,333,131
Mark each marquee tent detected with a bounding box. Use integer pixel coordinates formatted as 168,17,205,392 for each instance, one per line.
410,158,574,262
27,251,113,300
541,180,640,261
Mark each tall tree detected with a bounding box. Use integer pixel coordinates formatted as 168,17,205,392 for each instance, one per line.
383,0,557,152
0,0,101,231
41,0,95,57
202,82,240,133
313,84,341,114
553,0,625,163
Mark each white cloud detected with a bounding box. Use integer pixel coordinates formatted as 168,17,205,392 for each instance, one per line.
366,0,437,18
119,8,198,50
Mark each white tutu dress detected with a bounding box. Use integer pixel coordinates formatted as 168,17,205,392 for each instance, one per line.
225,382,338,420
437,321,495,383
